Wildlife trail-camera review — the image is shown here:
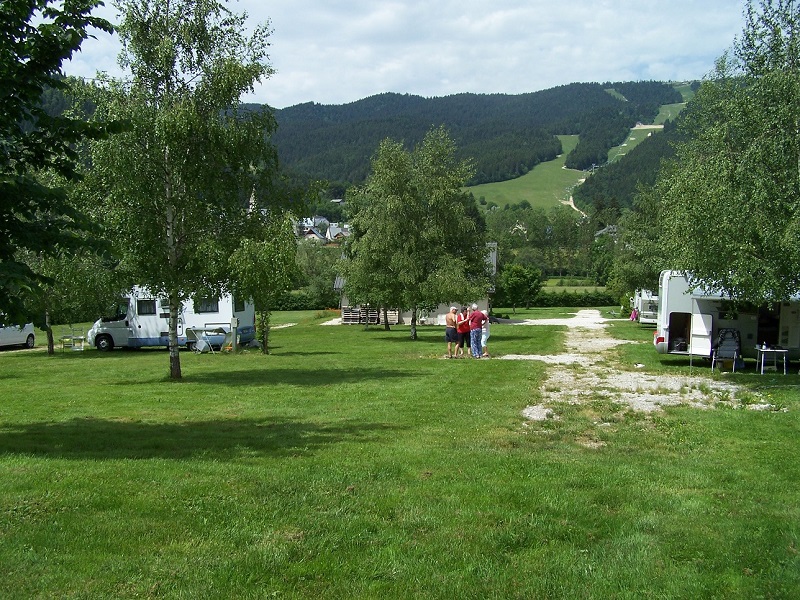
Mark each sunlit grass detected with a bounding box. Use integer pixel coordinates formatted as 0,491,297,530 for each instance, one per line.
1,311,798,598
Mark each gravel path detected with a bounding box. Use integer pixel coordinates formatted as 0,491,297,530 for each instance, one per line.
501,309,748,419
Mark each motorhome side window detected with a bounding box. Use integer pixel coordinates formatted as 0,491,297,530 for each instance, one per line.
197,298,219,313
234,297,245,312
137,299,157,315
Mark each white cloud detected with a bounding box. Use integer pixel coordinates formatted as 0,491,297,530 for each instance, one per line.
63,0,746,108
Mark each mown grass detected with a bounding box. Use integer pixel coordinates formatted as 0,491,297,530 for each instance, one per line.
467,135,584,210
607,127,663,163
1,311,798,598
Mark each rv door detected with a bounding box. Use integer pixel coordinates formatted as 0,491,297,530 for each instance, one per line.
691,313,713,357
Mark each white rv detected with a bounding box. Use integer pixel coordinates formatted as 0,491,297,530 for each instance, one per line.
87,287,255,351
653,270,800,360
630,289,658,325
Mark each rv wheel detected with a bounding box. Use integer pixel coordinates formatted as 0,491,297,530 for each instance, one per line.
25,334,35,349
96,335,114,352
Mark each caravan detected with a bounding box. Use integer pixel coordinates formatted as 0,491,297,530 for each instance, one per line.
653,270,800,360
87,287,255,351
630,289,658,325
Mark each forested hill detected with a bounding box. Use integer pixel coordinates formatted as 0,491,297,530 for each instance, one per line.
264,81,682,187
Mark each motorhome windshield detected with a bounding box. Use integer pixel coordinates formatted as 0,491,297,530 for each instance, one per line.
100,300,129,322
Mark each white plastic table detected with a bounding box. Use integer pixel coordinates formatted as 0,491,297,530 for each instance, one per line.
755,347,788,375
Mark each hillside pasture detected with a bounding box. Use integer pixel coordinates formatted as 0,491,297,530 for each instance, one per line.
606,125,664,164
654,102,686,124
467,135,584,210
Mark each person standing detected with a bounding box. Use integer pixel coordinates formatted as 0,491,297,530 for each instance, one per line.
481,315,491,358
468,303,487,358
456,306,471,357
444,306,458,358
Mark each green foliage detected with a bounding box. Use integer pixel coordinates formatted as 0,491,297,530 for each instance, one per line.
0,0,115,321
342,127,488,336
230,212,296,353
87,0,280,377
572,120,685,210
294,240,341,309
530,289,616,307
606,185,669,300
495,263,543,312
272,82,682,187
655,0,800,302
563,105,637,170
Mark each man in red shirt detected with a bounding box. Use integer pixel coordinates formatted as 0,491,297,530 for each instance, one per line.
468,303,487,358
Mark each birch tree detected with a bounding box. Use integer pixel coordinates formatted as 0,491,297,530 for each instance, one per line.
88,0,279,378
342,127,488,339
657,0,800,302
229,211,296,354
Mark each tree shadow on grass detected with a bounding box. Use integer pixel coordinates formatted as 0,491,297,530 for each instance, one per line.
183,366,417,387
0,417,405,460
273,351,339,357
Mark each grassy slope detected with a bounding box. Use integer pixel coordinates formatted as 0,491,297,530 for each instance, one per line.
469,85,694,210
1,311,798,598
467,135,583,210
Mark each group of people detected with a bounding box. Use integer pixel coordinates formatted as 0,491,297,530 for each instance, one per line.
444,303,490,359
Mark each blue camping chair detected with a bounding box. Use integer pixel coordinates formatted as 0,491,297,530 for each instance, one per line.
711,328,741,372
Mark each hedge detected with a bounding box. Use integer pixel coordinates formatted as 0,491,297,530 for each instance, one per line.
530,290,616,307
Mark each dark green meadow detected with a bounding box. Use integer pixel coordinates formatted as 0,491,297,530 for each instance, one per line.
0,311,798,598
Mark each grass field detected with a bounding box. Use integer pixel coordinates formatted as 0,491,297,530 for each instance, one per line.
1,309,798,598
654,103,686,124
607,126,664,164
467,135,584,210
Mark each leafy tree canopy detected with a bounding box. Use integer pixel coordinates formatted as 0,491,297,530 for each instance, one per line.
656,0,800,302
87,0,284,378
342,126,489,338
0,0,116,322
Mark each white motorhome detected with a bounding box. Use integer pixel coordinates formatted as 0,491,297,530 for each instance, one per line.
630,289,658,325
0,321,35,349
87,287,255,351
653,270,800,360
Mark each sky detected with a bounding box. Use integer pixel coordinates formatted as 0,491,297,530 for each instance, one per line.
64,0,747,109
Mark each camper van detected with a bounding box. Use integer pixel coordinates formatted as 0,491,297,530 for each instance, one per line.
87,287,255,351
653,270,800,360
630,290,658,325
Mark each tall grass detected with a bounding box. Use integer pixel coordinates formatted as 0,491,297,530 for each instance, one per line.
1,313,798,598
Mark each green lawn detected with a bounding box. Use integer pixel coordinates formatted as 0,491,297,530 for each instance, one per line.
1,312,798,598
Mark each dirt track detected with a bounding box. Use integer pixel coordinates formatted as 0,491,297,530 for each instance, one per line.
501,309,759,419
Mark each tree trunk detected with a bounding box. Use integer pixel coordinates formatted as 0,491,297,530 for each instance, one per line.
259,310,270,354
164,151,181,379
410,306,418,340
383,307,390,331
45,310,54,355
168,291,182,380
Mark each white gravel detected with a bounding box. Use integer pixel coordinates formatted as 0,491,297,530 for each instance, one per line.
502,309,751,419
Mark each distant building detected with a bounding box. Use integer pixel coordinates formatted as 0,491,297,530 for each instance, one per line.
326,223,350,243
594,225,618,239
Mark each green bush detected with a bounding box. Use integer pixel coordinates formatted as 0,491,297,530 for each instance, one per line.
531,290,615,307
